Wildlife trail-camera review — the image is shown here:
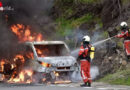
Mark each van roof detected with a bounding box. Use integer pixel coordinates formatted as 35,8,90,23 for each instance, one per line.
25,41,65,45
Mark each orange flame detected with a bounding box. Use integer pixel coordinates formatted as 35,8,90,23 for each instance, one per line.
0,60,5,72
41,62,51,68
54,80,71,84
0,24,45,83
37,48,42,55
8,69,33,83
0,75,5,81
11,24,43,42
0,60,6,81
7,54,34,83
36,48,49,57
54,71,59,77
26,52,34,59
13,54,25,63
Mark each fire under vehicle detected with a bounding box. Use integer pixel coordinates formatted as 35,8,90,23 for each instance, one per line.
25,41,79,83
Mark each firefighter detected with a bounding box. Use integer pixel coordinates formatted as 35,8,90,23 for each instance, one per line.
116,21,130,61
78,35,94,87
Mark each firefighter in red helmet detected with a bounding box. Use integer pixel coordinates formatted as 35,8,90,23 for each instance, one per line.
116,22,130,61
78,35,94,87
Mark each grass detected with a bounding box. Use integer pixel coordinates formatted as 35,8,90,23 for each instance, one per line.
121,0,130,5
71,13,93,27
56,18,72,36
54,0,103,38
102,31,109,38
64,8,74,17
56,13,103,36
98,68,130,85
117,41,123,48
56,13,94,36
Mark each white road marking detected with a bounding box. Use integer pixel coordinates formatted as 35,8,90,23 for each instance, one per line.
57,84,68,87
97,88,110,90
50,85,55,87
69,85,75,87
49,84,129,90
97,87,127,90
83,87,92,88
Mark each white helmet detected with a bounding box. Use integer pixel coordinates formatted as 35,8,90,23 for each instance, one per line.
120,21,127,27
83,35,90,42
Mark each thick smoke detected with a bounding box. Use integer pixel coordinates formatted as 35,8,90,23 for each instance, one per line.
90,66,99,80
0,21,19,59
70,66,99,82
70,29,116,80
0,0,54,60
2,0,54,31
70,30,110,57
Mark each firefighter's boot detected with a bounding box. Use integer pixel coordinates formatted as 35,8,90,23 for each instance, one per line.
80,82,88,87
87,82,91,87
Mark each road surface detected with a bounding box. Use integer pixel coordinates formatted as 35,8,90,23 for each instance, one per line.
0,82,130,90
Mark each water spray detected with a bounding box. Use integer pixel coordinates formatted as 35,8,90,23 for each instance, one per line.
71,35,116,57
92,36,116,46
71,35,117,81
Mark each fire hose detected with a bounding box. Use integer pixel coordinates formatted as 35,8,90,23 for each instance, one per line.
92,35,116,46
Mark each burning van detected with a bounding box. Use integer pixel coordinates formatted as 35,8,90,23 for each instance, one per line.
25,41,79,83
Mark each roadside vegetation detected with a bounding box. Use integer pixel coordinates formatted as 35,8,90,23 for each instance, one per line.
54,0,103,37
55,14,102,37
98,67,130,85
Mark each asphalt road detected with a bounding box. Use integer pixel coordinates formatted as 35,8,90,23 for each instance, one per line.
0,82,130,90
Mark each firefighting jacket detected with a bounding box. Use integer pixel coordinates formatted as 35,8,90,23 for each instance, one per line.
116,29,130,40
78,44,91,62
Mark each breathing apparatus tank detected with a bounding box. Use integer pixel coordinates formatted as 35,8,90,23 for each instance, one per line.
90,46,95,60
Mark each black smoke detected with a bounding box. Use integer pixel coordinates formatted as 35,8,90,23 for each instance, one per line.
0,0,55,60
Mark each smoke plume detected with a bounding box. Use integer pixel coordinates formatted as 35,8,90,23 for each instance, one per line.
70,66,99,82
0,0,54,60
70,29,117,80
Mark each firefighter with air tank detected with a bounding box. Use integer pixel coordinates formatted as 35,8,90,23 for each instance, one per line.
78,35,95,87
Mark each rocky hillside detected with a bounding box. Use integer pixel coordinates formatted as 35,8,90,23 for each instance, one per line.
51,0,130,79
52,0,130,33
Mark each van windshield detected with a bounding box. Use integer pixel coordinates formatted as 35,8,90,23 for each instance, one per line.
34,44,69,57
